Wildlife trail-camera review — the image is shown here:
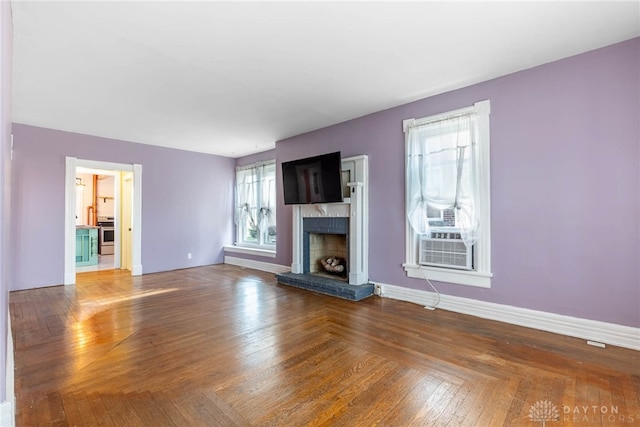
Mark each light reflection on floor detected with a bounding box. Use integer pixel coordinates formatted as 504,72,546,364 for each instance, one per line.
68,286,180,384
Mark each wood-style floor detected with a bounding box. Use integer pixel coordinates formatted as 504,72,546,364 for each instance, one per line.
10,264,640,426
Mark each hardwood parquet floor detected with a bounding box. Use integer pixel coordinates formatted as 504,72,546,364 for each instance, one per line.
10,264,640,426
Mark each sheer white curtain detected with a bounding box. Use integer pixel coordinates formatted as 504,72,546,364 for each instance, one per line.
406,113,480,247
235,162,276,244
235,167,257,233
257,162,276,236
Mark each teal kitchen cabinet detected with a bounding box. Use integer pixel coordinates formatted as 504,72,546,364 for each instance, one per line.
76,226,98,266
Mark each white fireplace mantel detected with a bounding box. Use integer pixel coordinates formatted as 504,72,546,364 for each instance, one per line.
291,155,369,285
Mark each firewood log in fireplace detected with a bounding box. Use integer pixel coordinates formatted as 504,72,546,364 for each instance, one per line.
320,257,346,275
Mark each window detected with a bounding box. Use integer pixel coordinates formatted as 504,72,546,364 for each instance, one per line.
235,161,276,248
403,100,492,287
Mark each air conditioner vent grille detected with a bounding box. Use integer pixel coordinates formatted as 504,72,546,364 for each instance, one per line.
419,229,473,270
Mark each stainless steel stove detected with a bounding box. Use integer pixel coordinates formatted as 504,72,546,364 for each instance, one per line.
97,216,115,255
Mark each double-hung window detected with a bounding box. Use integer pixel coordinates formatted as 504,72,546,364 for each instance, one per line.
235,161,276,248
403,100,492,288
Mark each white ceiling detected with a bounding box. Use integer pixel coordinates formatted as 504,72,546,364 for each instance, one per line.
10,1,640,158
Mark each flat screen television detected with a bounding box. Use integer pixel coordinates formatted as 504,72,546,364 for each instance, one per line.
282,152,343,205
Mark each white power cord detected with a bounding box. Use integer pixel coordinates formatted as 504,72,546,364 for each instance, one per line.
418,266,440,310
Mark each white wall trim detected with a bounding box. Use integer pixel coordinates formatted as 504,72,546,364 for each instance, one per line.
2,313,14,427
131,164,142,276
64,157,77,285
403,264,492,288
224,256,290,274
65,158,142,284
0,401,12,427
224,245,276,258
374,281,640,351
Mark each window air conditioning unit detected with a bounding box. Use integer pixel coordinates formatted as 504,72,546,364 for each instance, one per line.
419,228,473,270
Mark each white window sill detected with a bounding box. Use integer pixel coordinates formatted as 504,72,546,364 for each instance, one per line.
224,245,276,258
403,264,492,288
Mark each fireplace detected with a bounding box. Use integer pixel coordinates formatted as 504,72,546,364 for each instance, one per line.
276,155,371,300
289,155,369,285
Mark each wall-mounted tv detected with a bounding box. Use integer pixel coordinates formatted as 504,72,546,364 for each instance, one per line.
282,151,343,205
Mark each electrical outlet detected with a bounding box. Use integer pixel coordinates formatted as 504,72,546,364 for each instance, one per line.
187,253,192,259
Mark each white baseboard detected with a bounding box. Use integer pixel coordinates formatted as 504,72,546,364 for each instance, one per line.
1,314,13,427
132,264,143,276
224,256,290,275
0,401,12,427
375,281,640,351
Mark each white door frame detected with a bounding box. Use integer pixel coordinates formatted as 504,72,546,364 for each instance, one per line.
120,171,134,271
64,157,142,285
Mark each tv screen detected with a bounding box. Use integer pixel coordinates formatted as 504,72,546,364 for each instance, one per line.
282,152,343,205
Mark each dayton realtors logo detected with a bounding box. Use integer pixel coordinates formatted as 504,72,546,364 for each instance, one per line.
528,400,560,426
528,400,637,425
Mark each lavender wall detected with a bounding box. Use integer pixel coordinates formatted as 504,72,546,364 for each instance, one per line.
235,149,275,168
238,38,640,328
0,0,13,404
10,124,235,291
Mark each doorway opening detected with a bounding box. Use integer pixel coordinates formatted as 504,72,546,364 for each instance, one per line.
74,168,118,273
64,157,142,285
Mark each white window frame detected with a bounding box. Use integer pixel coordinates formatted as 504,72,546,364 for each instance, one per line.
403,100,492,288
234,160,277,250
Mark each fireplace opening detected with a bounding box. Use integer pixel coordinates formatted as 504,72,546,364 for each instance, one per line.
308,233,348,280
302,217,349,282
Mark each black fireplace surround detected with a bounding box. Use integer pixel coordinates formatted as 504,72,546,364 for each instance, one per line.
302,217,349,275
